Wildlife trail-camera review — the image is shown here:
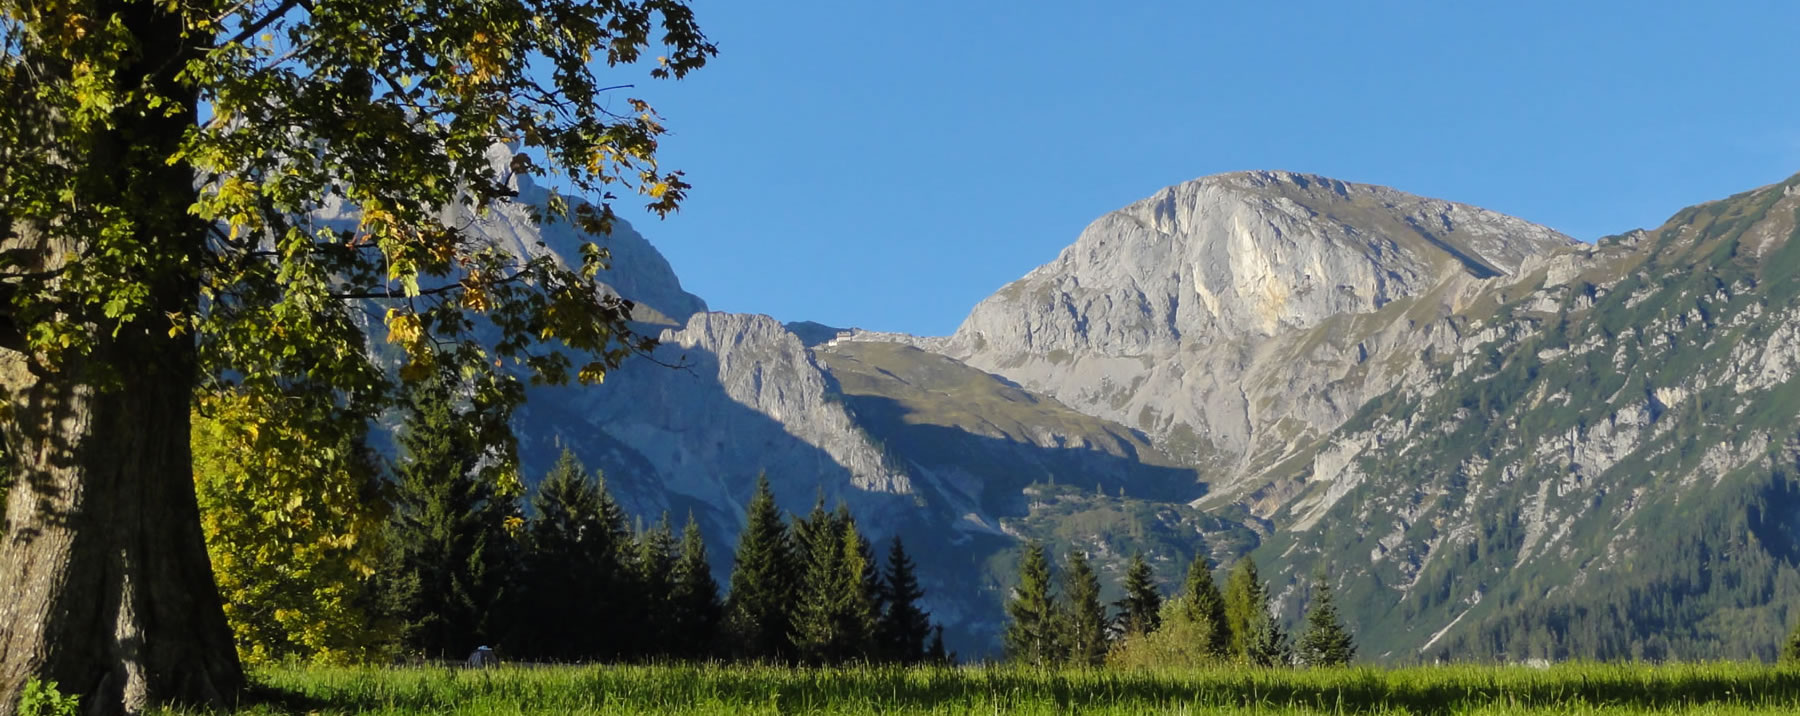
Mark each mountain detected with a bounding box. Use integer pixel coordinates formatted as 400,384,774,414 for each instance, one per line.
457,151,1800,661
1261,175,1800,662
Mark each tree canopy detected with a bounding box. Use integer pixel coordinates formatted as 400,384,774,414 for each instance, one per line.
0,0,714,709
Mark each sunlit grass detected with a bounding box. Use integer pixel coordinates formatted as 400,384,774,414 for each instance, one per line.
154,661,1800,714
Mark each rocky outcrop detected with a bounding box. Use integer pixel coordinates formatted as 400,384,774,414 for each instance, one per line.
937,171,1574,488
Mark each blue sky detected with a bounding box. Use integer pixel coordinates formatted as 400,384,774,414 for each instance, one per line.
607,1,1800,336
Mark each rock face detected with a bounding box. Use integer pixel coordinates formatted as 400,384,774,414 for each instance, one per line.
941,171,1574,483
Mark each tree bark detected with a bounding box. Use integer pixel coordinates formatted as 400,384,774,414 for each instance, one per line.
0,1,245,713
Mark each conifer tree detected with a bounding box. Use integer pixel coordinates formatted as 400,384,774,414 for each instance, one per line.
1115,552,1162,637
927,625,949,664
514,449,615,661
1223,556,1266,659
1295,572,1356,667
633,515,679,657
1246,607,1292,667
1181,554,1231,658
830,516,880,662
670,514,724,660
1063,549,1109,666
376,374,520,659
791,495,844,663
1003,541,1061,666
878,537,933,663
726,474,796,661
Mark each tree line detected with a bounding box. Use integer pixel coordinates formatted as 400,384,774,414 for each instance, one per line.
1002,543,1354,668
194,375,945,666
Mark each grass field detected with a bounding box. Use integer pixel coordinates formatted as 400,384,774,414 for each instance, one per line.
145,662,1800,714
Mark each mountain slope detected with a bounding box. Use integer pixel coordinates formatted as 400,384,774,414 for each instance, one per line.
1258,174,1800,661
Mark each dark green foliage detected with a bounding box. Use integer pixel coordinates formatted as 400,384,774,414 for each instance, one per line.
1181,555,1230,658
927,625,950,664
669,514,725,660
878,537,933,664
1295,573,1355,667
726,474,797,661
1062,550,1108,666
1004,541,1062,666
375,375,520,658
1223,557,1264,660
632,516,680,655
1784,612,1800,664
512,449,630,661
1115,552,1161,637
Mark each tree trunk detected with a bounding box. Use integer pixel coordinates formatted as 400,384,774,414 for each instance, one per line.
0,335,243,716
0,1,244,712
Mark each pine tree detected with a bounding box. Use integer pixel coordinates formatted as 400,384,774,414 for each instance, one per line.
726,473,796,661
1114,552,1162,637
1786,613,1800,664
1003,541,1061,666
1180,554,1231,658
376,374,520,659
634,515,679,658
670,513,724,660
1223,556,1265,659
877,537,932,663
1063,549,1109,667
1295,572,1356,667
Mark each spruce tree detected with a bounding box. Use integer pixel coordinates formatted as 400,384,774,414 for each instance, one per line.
1223,556,1265,659
726,473,796,661
1246,607,1292,667
1115,552,1162,637
790,495,843,663
1295,572,1356,667
1063,549,1109,666
1003,541,1061,666
515,449,616,661
830,516,881,662
927,625,949,664
878,537,932,663
670,513,724,660
1181,554,1231,658
377,374,519,659
633,515,679,658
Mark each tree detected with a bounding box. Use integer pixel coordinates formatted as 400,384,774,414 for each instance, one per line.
827,515,879,663
1003,541,1061,667
511,449,626,661
1180,554,1231,658
926,625,949,665
1295,572,1355,667
374,374,521,660
877,537,932,664
668,513,723,660
191,389,389,665
1062,549,1108,667
1223,556,1265,659
1114,552,1161,638
789,494,839,662
632,514,679,658
726,474,796,661
0,0,714,708
1245,606,1292,667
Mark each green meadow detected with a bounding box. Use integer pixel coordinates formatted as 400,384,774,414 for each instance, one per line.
148,662,1800,715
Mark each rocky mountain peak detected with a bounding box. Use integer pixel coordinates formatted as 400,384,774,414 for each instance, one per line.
931,172,1575,476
